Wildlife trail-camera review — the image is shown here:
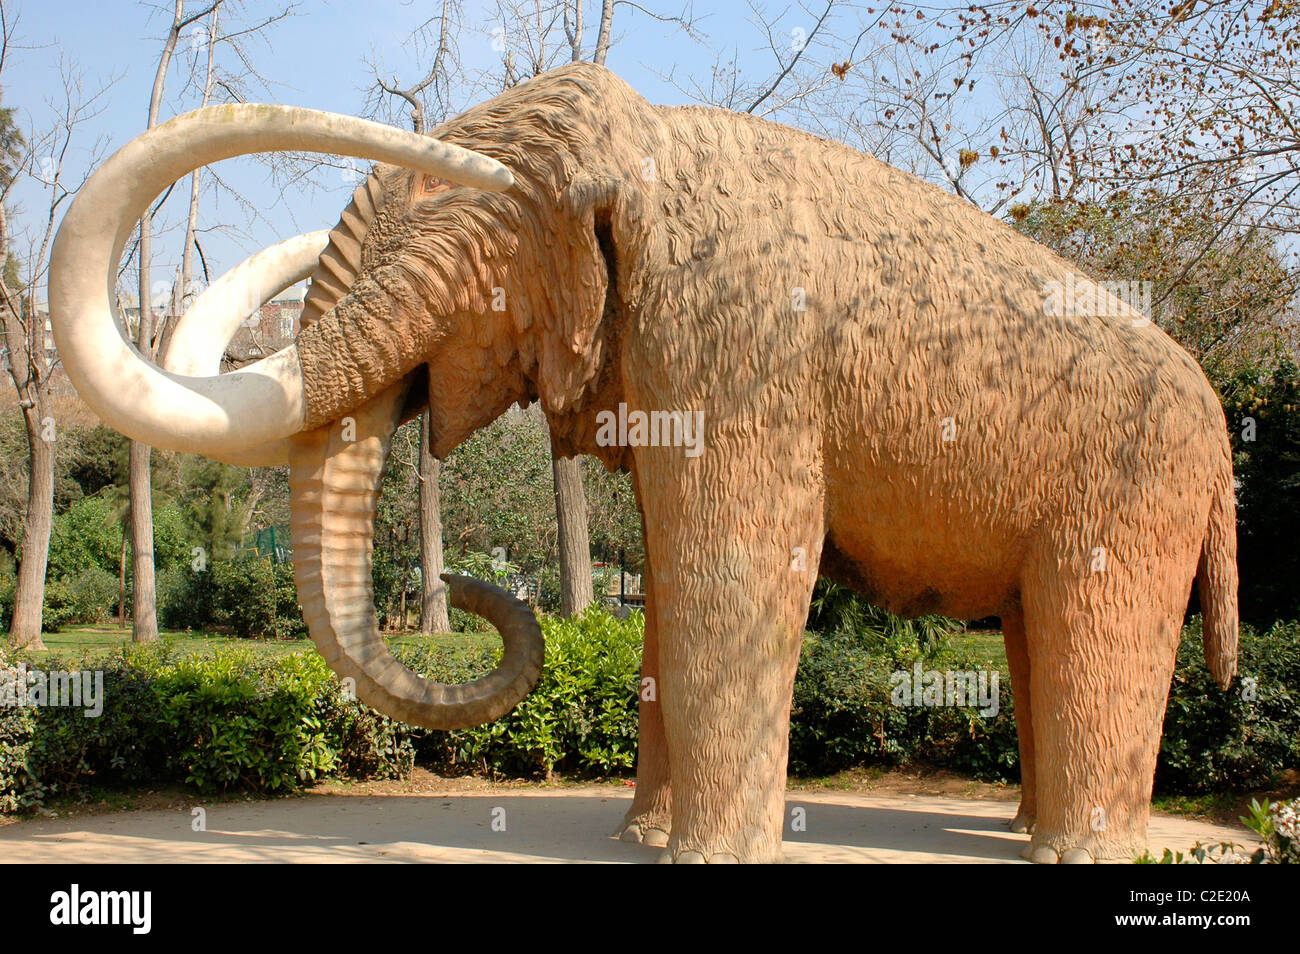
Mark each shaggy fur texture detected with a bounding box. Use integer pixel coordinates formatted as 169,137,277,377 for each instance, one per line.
292,63,1238,863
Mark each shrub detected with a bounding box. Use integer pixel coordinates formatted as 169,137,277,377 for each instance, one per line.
157,563,206,631
1157,618,1300,793
51,567,118,626
1135,798,1299,864
0,643,415,811
313,672,415,781
1245,797,1299,864
39,579,80,632
788,631,912,773
416,606,644,777
0,660,42,814
209,558,304,639
789,630,1018,779
0,558,15,631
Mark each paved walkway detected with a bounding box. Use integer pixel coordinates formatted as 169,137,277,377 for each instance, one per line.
0,786,1252,863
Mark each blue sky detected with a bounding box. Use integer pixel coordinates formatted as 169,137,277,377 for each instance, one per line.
5,0,844,303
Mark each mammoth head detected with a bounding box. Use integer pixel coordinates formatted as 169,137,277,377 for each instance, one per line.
48,66,652,729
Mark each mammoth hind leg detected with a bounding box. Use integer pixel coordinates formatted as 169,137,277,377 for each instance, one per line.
1002,606,1037,836
1018,551,1185,864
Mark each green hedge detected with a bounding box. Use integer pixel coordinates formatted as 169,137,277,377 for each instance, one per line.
415,608,643,777
159,559,305,639
789,630,1019,778
1157,618,1300,794
0,644,410,813
2,611,1297,815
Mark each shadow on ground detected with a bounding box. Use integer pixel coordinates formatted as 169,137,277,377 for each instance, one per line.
0,788,1250,863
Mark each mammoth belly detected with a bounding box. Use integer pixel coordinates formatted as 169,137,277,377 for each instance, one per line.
821,467,1031,620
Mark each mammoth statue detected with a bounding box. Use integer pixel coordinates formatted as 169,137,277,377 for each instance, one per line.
49,63,1237,864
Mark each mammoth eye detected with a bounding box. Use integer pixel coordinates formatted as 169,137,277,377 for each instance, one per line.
421,174,445,194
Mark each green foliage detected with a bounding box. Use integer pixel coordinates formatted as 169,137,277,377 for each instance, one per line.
789,629,1017,778
1157,618,1300,793
424,607,644,776
0,702,41,814
177,459,254,563
0,643,415,810
1241,797,1299,864
1134,797,1298,864
1218,355,1300,626
207,558,304,640
0,96,25,190
806,578,965,651
313,671,416,781
63,427,128,500
789,630,913,771
433,406,581,614
151,504,190,573
147,650,336,792
39,579,82,632
156,562,206,631
46,496,122,578
42,568,118,629
162,556,307,638
0,553,15,630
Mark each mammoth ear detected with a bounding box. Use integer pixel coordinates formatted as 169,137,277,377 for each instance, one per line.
534,174,647,414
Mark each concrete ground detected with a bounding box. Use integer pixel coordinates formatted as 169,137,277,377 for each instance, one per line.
0,784,1253,863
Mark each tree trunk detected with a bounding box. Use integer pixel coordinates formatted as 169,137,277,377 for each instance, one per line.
118,530,128,624
552,451,593,617
128,441,158,642
9,404,53,649
419,413,450,634
175,6,217,322
128,0,191,645
593,0,614,65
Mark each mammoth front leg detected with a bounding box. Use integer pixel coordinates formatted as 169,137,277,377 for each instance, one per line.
641,442,824,863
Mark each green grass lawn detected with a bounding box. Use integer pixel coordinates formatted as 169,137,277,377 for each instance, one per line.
948,628,1007,669
21,624,1003,667
17,624,499,664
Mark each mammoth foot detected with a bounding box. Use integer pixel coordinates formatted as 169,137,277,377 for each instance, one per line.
614,818,670,848
654,835,784,864
1020,842,1094,864
656,847,742,864
1009,806,1036,835
1019,832,1142,864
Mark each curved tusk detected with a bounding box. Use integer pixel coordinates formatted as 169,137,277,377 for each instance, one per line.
48,104,513,459
160,231,329,469
163,230,328,378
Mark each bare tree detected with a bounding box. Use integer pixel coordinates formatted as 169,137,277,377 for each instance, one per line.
126,0,220,644
371,0,460,137
174,5,219,323
0,4,114,647
367,5,466,633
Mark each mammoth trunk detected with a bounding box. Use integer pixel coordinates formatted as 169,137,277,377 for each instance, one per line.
288,382,545,730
